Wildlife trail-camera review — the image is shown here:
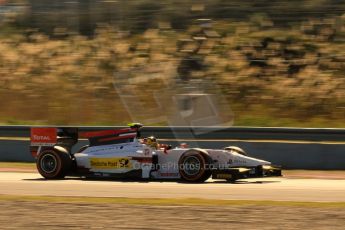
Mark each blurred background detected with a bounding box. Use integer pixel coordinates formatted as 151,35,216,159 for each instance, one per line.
0,0,344,127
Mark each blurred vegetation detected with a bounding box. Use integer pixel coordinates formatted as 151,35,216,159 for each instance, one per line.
0,0,344,127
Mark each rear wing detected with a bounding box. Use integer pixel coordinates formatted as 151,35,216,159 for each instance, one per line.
30,127,57,147
30,127,58,158
29,125,142,157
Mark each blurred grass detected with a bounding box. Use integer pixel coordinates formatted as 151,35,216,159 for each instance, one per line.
234,113,345,128
0,2,344,127
0,162,35,168
0,194,344,208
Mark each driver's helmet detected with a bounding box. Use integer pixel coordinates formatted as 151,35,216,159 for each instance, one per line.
146,136,158,149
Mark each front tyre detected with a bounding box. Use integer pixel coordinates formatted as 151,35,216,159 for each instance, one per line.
37,149,72,179
178,150,211,183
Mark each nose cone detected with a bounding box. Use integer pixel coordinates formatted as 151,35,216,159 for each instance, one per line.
250,157,271,166
260,159,271,165
235,154,271,167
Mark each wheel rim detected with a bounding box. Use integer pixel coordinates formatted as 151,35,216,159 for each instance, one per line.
40,153,57,173
183,156,201,176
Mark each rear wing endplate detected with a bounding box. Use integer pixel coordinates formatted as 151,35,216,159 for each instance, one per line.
30,127,57,146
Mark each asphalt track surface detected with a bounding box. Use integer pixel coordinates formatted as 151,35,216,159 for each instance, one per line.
0,172,344,202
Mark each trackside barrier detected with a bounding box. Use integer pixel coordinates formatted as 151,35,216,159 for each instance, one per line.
0,126,344,169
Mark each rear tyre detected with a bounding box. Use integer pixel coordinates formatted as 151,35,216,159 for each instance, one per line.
37,148,72,179
178,150,212,183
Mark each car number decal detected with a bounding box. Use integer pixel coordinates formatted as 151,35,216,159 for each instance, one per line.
90,158,131,169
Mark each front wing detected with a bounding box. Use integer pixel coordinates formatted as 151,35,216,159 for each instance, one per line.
212,165,282,181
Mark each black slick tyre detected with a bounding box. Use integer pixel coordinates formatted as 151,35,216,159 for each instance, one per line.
178,150,212,183
36,148,72,179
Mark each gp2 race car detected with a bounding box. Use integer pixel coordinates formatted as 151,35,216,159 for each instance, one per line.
30,124,282,183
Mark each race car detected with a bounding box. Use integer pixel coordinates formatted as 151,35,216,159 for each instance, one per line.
30,124,282,182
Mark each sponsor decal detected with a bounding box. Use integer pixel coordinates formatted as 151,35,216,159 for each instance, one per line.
90,158,132,169
30,128,57,146
86,145,126,154
233,159,247,164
